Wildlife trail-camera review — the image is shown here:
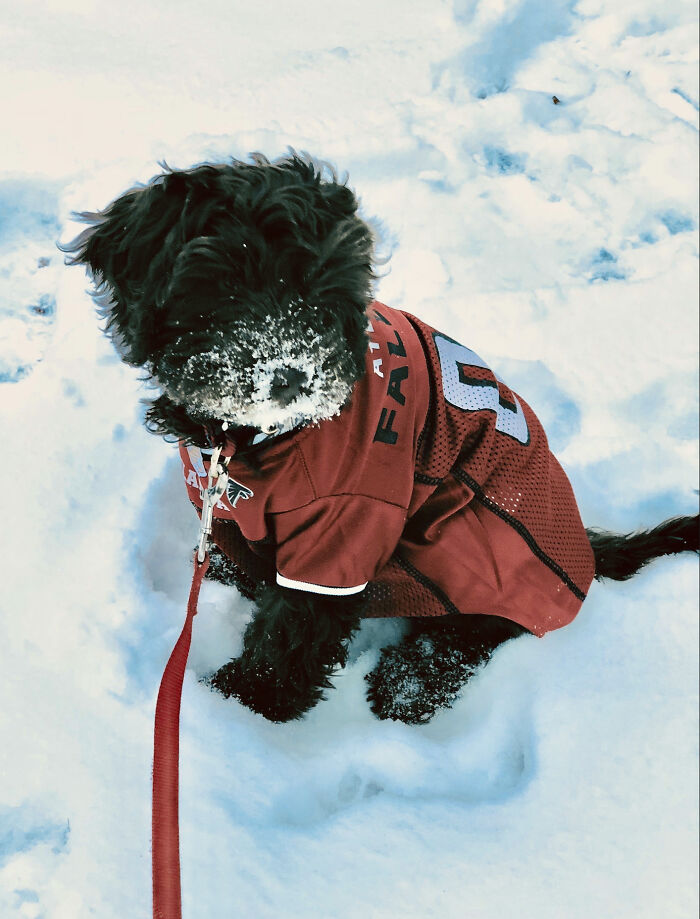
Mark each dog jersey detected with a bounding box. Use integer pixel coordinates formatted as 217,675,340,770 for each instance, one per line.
180,302,595,636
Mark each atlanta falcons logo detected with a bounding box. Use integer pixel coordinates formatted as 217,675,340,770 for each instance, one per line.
227,477,254,508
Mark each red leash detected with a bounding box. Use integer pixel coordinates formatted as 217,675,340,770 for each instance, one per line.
152,552,210,919
152,443,228,918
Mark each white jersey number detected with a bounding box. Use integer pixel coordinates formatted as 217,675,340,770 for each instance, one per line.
434,334,530,445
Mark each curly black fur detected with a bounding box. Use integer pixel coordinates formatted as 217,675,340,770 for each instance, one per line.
60,152,376,440
366,615,526,724
208,584,363,722
204,544,259,601
588,515,699,581
145,393,215,446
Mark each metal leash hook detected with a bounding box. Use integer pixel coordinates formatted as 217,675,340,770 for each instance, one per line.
196,445,230,563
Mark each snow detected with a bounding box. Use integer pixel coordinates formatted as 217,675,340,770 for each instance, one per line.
164,312,357,431
0,1,697,917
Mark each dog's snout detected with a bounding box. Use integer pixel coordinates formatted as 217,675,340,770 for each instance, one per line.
270,367,311,406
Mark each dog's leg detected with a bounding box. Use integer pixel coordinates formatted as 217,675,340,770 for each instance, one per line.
203,544,258,600
365,614,526,724
209,585,362,722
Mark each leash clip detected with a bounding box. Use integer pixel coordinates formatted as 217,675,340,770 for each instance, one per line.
196,445,230,563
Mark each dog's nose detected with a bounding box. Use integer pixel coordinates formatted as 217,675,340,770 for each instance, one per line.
270,367,311,406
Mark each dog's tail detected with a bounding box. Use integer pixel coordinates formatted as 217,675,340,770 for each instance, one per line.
587,514,699,581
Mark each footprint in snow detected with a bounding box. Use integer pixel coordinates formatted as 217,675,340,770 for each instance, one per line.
0,179,62,383
273,689,534,825
273,767,385,825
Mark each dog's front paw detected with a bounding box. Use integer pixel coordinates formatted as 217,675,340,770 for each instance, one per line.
208,658,322,723
365,632,485,725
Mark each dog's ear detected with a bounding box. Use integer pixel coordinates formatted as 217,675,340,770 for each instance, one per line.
61,175,188,364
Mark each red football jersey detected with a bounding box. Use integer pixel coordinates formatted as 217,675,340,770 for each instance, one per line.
180,302,595,635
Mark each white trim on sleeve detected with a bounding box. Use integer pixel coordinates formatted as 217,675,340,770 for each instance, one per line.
276,572,368,596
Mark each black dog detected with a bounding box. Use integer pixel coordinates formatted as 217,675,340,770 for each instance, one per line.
64,153,699,724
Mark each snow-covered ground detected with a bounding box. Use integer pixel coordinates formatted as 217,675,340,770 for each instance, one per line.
0,1,698,916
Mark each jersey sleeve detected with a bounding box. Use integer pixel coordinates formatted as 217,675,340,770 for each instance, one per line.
271,495,407,596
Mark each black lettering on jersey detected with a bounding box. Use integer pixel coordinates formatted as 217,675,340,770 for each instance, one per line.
387,365,409,405
373,308,391,325
374,408,399,445
387,330,406,358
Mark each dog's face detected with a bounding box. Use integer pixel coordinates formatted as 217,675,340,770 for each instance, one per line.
152,298,362,434
65,154,375,440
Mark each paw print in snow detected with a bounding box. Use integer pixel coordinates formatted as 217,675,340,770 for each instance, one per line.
0,179,61,382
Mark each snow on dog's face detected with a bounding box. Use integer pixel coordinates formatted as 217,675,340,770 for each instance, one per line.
62,153,376,443
153,309,358,432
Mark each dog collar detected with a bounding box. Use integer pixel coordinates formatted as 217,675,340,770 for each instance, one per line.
202,418,300,457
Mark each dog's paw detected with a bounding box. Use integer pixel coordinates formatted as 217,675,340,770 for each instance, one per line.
365,633,486,724
207,658,323,723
